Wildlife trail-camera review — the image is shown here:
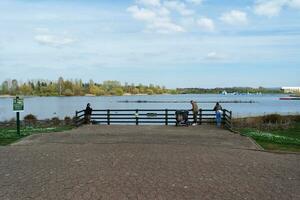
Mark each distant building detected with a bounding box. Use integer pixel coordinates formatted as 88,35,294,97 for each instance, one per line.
281,87,300,93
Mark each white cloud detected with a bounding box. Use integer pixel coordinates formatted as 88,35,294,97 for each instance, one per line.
197,17,215,32
164,1,194,16
254,0,300,17
288,0,300,9
127,2,186,33
35,34,75,47
205,52,225,60
127,6,157,21
186,0,203,5
148,19,186,33
220,10,248,25
254,0,285,17
137,0,161,7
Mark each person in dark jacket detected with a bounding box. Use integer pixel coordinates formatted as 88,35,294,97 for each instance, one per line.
190,100,199,125
84,103,93,124
213,102,222,127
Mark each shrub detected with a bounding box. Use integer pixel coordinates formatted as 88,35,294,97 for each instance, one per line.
111,88,124,96
293,115,300,122
262,114,282,124
64,89,74,96
51,117,61,126
24,114,37,126
233,114,300,131
64,116,72,125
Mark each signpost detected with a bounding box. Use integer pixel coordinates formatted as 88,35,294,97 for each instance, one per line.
13,96,24,135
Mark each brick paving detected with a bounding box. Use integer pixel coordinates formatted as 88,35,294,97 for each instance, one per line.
0,125,299,200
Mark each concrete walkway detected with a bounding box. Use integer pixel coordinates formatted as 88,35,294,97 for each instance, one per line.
0,125,299,200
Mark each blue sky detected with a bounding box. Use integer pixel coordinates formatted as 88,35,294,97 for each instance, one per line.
0,0,299,88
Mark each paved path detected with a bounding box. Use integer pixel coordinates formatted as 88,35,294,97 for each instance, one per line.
0,125,299,200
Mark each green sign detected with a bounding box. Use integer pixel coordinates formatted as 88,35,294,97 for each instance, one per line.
13,97,24,112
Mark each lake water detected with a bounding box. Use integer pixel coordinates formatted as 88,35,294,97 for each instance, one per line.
0,94,300,121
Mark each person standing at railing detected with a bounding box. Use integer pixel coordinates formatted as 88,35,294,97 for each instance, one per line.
190,100,199,125
213,102,223,127
84,103,93,124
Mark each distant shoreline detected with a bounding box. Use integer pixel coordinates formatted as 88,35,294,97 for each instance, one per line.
0,93,287,98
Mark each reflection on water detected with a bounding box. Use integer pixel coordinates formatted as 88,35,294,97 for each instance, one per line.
0,94,299,121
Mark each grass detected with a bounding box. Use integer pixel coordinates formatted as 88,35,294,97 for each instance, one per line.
239,123,300,152
0,126,74,146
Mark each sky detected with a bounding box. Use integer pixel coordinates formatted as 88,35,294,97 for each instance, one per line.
0,0,300,88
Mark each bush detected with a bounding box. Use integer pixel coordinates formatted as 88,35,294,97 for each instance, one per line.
24,114,37,126
51,117,61,126
293,115,300,122
233,114,300,131
64,116,72,125
64,89,74,96
262,114,282,124
111,88,124,96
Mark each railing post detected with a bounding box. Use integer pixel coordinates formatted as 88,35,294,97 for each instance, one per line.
199,109,202,125
222,109,226,125
165,109,168,125
75,111,78,126
229,111,232,129
107,109,110,125
135,109,139,125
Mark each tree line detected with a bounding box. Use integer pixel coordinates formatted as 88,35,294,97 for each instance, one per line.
0,78,283,96
177,87,283,94
0,78,176,96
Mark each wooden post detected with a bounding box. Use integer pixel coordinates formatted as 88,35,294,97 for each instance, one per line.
135,109,139,125
75,111,78,127
222,109,226,125
107,109,110,125
165,109,168,125
199,109,202,125
229,111,232,129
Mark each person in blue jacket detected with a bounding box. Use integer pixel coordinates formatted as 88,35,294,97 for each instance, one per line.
213,102,222,127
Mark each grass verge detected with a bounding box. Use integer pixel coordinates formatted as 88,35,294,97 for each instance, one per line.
0,126,74,146
239,123,300,152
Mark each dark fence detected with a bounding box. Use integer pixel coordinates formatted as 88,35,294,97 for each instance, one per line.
75,109,233,131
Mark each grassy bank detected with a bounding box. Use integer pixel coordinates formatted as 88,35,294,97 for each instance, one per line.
0,126,73,146
233,114,300,151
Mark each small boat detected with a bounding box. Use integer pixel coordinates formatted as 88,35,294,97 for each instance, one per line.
221,90,227,95
279,97,300,100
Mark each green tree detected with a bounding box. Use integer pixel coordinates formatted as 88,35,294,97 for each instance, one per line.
64,89,74,96
1,81,9,94
11,79,19,95
58,77,64,96
146,88,154,95
19,84,33,95
111,87,124,96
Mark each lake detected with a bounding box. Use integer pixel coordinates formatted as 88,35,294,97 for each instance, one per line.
0,94,300,121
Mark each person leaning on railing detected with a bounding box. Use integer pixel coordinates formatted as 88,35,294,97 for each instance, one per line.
190,100,199,125
213,102,223,127
84,103,93,124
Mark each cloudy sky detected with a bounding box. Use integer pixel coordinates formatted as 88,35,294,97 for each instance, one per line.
0,0,299,88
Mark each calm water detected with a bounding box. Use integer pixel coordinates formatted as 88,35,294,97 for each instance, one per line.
0,94,300,121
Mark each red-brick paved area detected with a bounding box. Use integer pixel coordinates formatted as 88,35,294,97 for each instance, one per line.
0,125,299,200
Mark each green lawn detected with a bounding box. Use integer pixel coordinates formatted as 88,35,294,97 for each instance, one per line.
0,126,74,146
239,123,300,152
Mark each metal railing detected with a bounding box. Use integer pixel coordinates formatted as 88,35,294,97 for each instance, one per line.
75,109,233,130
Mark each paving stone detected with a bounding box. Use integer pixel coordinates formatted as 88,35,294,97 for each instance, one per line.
0,125,299,200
